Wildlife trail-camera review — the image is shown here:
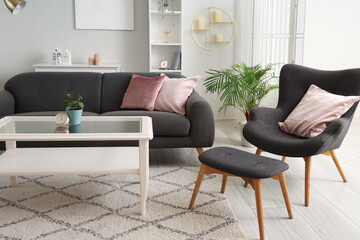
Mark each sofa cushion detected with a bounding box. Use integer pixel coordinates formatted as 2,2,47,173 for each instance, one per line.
11,111,99,116
5,72,102,113
121,74,165,111
101,72,186,113
101,110,190,136
154,74,200,115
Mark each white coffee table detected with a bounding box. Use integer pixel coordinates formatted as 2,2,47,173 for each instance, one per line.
0,116,153,216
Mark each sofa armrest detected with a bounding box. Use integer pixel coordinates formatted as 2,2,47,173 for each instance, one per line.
185,91,215,147
0,90,15,118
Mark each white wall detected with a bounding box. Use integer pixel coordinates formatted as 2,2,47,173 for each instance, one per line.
182,0,243,122
0,0,149,88
303,0,360,119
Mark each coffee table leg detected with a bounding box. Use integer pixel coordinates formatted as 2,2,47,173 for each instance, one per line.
139,140,149,216
6,141,17,187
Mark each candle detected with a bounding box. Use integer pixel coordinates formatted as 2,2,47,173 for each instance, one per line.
215,10,222,22
216,33,223,42
198,17,205,30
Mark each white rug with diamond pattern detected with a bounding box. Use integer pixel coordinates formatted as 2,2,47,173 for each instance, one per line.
0,167,247,239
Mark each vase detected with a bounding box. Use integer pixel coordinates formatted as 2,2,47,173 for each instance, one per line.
239,121,254,148
69,124,82,133
94,53,102,65
65,108,83,126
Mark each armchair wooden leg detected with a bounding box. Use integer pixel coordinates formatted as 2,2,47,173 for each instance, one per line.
189,164,206,209
278,173,293,219
281,156,287,162
254,179,265,240
304,157,312,207
196,148,204,154
221,175,228,194
329,150,347,182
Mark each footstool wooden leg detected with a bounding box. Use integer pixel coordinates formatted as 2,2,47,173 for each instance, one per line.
254,179,265,240
221,175,228,193
189,164,206,209
278,173,293,219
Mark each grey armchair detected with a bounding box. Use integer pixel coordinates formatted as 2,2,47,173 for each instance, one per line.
243,64,360,206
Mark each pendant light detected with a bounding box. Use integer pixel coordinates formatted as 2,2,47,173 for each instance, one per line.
4,0,26,15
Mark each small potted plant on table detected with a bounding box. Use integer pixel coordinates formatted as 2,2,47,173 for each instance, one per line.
63,90,84,126
203,62,278,147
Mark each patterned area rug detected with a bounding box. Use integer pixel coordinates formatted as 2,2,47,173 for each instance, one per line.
0,167,247,240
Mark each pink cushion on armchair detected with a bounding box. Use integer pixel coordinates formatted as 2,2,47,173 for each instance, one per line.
278,84,360,138
121,74,165,111
154,74,200,115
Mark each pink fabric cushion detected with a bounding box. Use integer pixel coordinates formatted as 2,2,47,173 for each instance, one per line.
154,74,200,115
278,84,360,138
121,74,165,111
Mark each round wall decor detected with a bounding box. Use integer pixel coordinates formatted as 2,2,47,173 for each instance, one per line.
191,7,236,52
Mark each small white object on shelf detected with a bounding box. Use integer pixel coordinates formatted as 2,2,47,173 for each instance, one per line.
52,48,63,65
56,57,62,66
63,49,72,66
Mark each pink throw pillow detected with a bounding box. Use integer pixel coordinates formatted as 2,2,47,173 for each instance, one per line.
121,74,165,111
278,84,360,138
154,74,200,115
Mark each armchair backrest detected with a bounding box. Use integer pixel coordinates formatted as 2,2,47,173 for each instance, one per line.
278,64,360,118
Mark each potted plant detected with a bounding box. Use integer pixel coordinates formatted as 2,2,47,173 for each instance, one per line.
203,62,278,146
63,90,84,126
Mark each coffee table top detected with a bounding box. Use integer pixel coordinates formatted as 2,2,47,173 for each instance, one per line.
0,116,153,141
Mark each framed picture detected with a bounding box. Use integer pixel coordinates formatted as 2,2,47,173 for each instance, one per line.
75,0,134,30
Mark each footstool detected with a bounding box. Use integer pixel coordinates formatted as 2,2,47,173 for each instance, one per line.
189,147,293,240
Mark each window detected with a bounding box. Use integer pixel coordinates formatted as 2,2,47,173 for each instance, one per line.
237,0,306,75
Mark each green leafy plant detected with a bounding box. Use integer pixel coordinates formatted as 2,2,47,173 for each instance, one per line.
203,63,279,121
63,90,84,110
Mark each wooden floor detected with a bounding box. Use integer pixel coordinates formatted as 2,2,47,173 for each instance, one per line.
149,121,360,240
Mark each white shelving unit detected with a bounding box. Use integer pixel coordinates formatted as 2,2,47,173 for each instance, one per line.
149,0,183,73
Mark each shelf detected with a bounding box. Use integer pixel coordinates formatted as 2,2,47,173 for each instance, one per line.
151,43,182,46
151,69,182,73
210,21,235,24
206,41,231,43
191,29,209,31
151,10,181,15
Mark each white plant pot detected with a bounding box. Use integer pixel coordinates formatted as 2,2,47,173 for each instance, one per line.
239,121,254,148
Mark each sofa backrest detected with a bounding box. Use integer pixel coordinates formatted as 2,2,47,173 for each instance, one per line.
101,72,185,113
5,72,102,113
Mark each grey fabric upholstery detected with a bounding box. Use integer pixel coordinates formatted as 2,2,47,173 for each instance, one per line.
0,90,15,118
11,111,99,116
101,110,190,136
199,147,289,179
5,72,102,113
243,64,360,157
185,91,215,147
0,72,215,150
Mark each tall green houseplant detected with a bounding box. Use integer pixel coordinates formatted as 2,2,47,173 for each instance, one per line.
203,63,279,121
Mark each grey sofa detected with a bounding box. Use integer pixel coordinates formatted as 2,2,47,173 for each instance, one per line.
0,72,215,150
